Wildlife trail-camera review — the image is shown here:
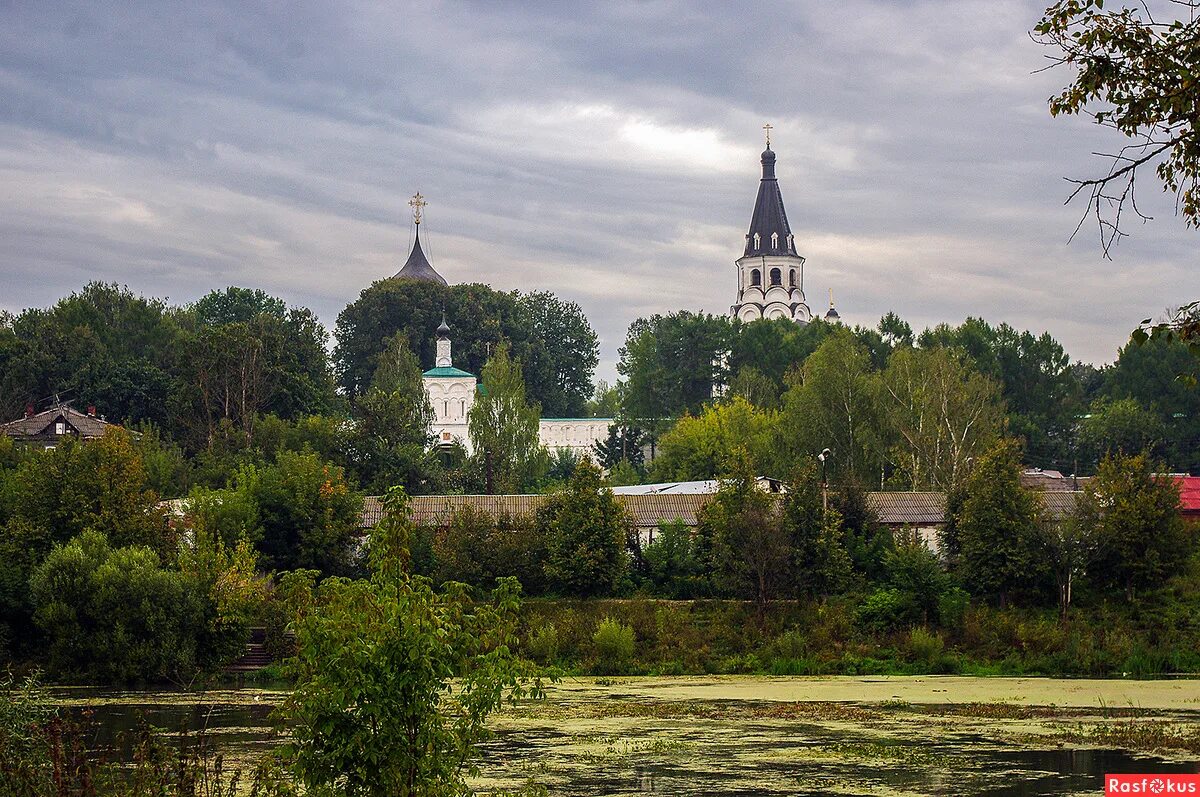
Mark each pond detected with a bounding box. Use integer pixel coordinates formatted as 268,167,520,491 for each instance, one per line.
53,676,1200,796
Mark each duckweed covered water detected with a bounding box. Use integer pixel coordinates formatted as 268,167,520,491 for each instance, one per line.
54,676,1200,795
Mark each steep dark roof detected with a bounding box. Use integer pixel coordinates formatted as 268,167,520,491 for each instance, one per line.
2,406,122,440
393,227,447,285
743,146,798,258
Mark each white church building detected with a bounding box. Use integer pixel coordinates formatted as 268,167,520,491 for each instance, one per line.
398,128,837,457
730,128,840,324
421,317,610,455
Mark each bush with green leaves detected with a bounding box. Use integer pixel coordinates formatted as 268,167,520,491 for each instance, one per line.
250,449,363,576
278,487,542,797
542,458,629,597
906,627,946,667
592,617,636,675
641,519,704,598
30,530,206,683
524,620,560,665
856,588,914,633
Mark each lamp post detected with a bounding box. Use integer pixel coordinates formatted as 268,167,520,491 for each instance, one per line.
817,448,831,514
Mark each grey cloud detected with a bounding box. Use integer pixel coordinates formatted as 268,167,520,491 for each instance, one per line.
0,0,1196,384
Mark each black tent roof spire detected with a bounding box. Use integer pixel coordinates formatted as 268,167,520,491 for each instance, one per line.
393,191,448,285
743,126,796,258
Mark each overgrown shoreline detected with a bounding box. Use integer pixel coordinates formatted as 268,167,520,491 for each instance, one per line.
515,598,1200,680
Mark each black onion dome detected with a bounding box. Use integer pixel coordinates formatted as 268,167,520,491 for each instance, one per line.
437,315,450,338
825,306,840,321
394,227,447,285
743,145,796,258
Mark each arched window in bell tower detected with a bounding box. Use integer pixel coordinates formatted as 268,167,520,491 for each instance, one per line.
750,269,761,287
769,267,781,286
789,269,796,287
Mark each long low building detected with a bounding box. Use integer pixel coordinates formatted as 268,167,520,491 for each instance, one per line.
361,490,1085,550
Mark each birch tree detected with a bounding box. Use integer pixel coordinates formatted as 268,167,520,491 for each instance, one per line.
880,347,1004,490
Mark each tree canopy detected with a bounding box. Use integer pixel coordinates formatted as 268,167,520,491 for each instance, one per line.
334,279,597,417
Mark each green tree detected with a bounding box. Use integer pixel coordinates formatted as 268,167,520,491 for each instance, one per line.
174,289,337,449
7,428,169,555
1034,0,1200,251
279,487,540,797
878,312,914,349
650,397,780,482
883,538,951,626
919,318,1080,469
351,333,437,493
728,365,782,409
586,380,622,418
467,342,546,494
541,458,629,597
781,330,882,484
177,525,269,669
1102,335,1200,471
617,311,734,432
697,452,790,604
955,439,1047,607
833,478,893,584
1035,510,1101,622
880,347,1004,490
1077,452,1193,601
809,506,854,600
517,292,599,417
1077,396,1166,468
593,424,647,471
250,450,364,576
0,282,183,426
30,530,205,682
728,317,831,393
641,519,704,599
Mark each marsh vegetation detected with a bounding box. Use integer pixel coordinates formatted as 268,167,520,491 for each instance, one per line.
46,676,1200,796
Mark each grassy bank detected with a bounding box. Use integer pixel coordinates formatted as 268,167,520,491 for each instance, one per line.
518,598,1200,678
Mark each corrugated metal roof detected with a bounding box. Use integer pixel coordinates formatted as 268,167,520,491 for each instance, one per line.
1021,470,1090,491
1040,491,1083,520
867,492,945,526
1171,476,1200,513
360,492,712,530
361,489,1087,531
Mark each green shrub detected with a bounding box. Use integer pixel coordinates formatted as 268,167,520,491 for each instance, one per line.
937,587,970,628
763,628,809,664
906,627,945,666
856,588,914,632
30,530,207,683
592,617,635,674
525,621,560,665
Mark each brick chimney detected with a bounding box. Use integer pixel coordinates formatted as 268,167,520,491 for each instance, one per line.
25,402,34,418
87,405,96,416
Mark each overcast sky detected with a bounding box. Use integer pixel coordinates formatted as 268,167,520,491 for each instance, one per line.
1,1,1195,383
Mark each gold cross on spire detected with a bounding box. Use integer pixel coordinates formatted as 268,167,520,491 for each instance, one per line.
763,123,772,147
409,192,427,225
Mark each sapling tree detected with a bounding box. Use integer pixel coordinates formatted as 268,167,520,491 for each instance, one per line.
278,487,542,797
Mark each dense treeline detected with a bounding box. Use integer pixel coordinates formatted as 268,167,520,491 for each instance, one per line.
614,312,1200,480
0,280,1197,684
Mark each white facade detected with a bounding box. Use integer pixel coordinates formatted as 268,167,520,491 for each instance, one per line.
538,419,613,456
421,321,611,458
732,253,811,323
426,374,475,450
